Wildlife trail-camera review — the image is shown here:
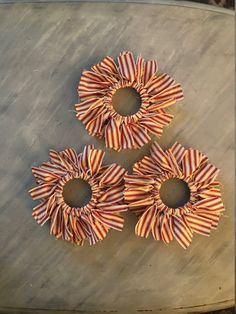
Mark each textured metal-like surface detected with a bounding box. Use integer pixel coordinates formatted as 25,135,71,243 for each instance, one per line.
0,2,234,313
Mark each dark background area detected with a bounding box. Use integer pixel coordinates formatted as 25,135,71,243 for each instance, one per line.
191,0,234,9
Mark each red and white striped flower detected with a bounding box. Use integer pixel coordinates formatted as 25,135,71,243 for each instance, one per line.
29,145,127,245
125,142,225,249
75,51,184,151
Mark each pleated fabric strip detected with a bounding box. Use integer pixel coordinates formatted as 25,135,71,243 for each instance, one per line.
125,142,225,249
75,51,184,151
29,146,128,245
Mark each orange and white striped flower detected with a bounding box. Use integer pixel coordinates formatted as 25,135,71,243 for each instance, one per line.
125,142,225,249
29,145,127,245
75,51,184,151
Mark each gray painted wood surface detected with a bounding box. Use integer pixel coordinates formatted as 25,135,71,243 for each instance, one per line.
0,2,234,313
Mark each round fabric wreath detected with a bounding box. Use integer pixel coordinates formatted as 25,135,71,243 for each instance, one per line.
124,142,225,249
75,51,184,151
29,145,127,245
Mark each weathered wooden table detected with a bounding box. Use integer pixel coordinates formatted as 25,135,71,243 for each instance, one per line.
0,1,234,313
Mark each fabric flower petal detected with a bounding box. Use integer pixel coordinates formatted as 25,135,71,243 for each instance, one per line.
150,141,171,172
194,163,220,185
76,52,183,150
136,54,145,83
99,163,127,186
151,83,184,102
171,216,192,249
88,149,105,176
118,51,136,82
29,183,56,201
143,60,158,85
185,212,213,236
99,56,120,76
159,213,174,244
182,149,203,178
195,197,225,213
133,156,162,175
105,118,121,150
32,201,49,225
169,142,186,165
125,142,224,249
146,73,174,95
92,211,124,231
135,206,157,238
29,147,127,245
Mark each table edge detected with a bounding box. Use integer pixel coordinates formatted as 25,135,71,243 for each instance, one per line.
0,298,234,313
0,0,234,16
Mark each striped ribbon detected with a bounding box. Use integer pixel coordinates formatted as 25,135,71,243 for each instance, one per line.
125,142,224,249
29,146,128,245
75,51,184,151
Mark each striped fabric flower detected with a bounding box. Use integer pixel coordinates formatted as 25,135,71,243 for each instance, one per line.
29,145,127,245
125,142,225,249
75,51,184,151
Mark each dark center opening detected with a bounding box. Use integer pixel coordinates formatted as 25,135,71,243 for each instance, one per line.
159,178,191,208
62,178,92,208
112,87,141,116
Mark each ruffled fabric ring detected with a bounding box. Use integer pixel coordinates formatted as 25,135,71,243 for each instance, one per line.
75,51,184,151
29,145,127,245
125,142,225,249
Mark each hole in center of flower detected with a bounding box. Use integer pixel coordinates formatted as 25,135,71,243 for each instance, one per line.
62,178,92,208
112,87,141,116
159,178,190,208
